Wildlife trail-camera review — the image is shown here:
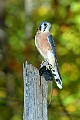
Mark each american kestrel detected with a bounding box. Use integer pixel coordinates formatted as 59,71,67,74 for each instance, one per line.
35,22,62,89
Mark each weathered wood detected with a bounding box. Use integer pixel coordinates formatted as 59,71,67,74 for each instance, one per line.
23,61,48,120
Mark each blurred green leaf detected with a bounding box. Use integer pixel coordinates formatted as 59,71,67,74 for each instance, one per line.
0,0,80,120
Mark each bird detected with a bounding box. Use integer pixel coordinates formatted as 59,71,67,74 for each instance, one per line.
35,21,62,89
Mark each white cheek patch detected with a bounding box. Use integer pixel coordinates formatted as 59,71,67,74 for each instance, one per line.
41,24,50,32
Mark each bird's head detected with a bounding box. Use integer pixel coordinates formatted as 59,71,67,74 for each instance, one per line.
38,22,51,32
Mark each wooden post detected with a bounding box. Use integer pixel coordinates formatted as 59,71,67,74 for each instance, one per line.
23,61,48,120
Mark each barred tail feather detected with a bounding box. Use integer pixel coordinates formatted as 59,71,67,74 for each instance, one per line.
50,66,62,89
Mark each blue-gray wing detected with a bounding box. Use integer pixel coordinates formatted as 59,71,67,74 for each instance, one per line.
47,35,62,82
47,35,56,58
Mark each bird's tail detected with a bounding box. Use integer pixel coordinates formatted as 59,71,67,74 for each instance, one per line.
49,64,62,89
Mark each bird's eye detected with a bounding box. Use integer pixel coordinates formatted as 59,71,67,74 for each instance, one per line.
44,23,47,26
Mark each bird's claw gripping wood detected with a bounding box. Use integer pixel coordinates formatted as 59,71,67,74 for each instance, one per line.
39,61,53,86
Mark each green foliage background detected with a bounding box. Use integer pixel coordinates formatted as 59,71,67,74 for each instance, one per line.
0,0,80,120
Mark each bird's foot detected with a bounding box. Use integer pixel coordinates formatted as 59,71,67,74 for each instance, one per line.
39,61,53,82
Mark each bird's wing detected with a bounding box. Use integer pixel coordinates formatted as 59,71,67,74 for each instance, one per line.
47,35,58,67
47,35,62,89
47,35,56,58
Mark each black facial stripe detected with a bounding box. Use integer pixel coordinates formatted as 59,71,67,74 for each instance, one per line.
43,23,47,31
44,26,47,31
39,25,41,30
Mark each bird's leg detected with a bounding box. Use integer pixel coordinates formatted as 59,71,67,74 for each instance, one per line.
39,60,53,83
39,60,48,86
39,65,46,86
40,60,49,68
39,60,49,77
39,61,53,105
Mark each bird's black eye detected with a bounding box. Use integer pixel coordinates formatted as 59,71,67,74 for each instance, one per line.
44,23,47,26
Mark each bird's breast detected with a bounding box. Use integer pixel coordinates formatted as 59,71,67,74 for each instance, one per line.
35,32,52,58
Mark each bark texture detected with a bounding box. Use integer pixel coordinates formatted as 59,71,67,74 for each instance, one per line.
23,61,48,120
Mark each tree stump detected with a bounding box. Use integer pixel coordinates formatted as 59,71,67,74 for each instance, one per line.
23,61,48,120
